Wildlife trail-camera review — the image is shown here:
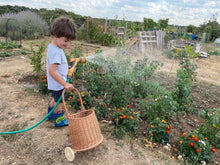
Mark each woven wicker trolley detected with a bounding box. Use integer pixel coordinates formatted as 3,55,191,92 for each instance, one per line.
62,88,103,161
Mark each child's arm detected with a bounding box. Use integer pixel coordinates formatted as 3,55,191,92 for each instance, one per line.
49,63,74,91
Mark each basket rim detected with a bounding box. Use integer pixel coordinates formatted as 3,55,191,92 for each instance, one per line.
67,109,95,120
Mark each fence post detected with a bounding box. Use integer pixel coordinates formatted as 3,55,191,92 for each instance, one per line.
86,19,89,43
156,30,166,50
104,17,107,34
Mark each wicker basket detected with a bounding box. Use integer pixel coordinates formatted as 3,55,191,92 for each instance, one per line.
62,88,103,151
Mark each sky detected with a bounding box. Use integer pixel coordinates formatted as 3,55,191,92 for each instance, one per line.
0,0,219,26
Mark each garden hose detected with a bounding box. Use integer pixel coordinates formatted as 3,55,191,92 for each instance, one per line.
0,79,70,135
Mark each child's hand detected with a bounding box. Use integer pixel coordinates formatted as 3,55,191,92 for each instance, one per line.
73,67,76,73
68,66,77,73
64,83,75,91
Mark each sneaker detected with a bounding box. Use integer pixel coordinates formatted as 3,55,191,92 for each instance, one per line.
54,112,68,127
47,105,56,120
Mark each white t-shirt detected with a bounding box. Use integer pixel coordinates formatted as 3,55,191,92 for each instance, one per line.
46,44,68,91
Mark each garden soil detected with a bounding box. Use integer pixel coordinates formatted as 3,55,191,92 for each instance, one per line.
0,38,219,165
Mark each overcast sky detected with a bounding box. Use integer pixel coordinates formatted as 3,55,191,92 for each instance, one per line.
0,0,219,26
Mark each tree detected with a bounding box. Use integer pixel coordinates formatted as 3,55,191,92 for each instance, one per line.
157,18,169,30
143,18,157,31
199,13,220,41
186,25,198,34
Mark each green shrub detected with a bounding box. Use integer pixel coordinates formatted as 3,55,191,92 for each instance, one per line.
172,58,197,111
38,76,49,95
92,98,108,121
28,40,46,78
0,40,18,49
99,32,115,46
0,11,49,39
199,109,220,147
147,118,173,144
145,91,179,121
179,131,215,164
68,90,92,110
113,105,139,134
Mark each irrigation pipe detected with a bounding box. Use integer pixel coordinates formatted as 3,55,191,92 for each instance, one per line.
0,79,70,135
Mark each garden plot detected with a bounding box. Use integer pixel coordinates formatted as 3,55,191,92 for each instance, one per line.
0,39,219,164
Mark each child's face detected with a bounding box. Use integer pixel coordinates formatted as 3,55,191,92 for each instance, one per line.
53,36,71,49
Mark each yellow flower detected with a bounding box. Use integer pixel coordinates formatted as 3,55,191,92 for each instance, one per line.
122,108,125,110
93,107,95,110
162,120,166,123
82,94,85,97
179,141,183,144
191,135,195,138
150,125,154,128
99,103,101,105
45,84,47,87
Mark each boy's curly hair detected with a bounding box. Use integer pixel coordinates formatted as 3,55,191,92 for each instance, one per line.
51,16,76,40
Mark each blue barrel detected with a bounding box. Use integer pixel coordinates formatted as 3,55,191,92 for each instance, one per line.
190,34,195,40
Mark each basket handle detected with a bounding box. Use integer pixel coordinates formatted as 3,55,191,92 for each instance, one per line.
62,88,86,118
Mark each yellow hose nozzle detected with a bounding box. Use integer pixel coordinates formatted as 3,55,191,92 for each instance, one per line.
67,57,86,78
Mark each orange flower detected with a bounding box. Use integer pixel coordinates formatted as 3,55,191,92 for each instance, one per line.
44,76,47,79
179,141,183,144
162,120,166,123
45,84,47,87
120,116,123,119
211,148,215,153
122,114,127,119
70,92,73,95
130,111,133,114
166,130,171,134
204,137,207,140
77,99,80,102
69,96,72,99
43,79,47,82
191,135,195,138
152,133,154,137
182,133,186,136
187,137,191,140
104,103,107,106
166,126,171,130
196,149,200,153
127,105,131,108
193,137,199,142
150,125,154,128
117,109,120,112
98,96,101,99
130,116,133,119
114,118,117,121
189,142,194,148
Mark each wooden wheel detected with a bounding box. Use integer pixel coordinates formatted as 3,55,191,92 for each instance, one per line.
65,147,75,161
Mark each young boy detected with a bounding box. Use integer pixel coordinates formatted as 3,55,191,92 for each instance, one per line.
47,16,76,127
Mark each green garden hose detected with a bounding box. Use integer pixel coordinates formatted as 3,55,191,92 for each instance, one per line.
0,79,70,135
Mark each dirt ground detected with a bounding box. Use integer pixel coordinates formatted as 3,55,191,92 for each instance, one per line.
0,38,219,165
